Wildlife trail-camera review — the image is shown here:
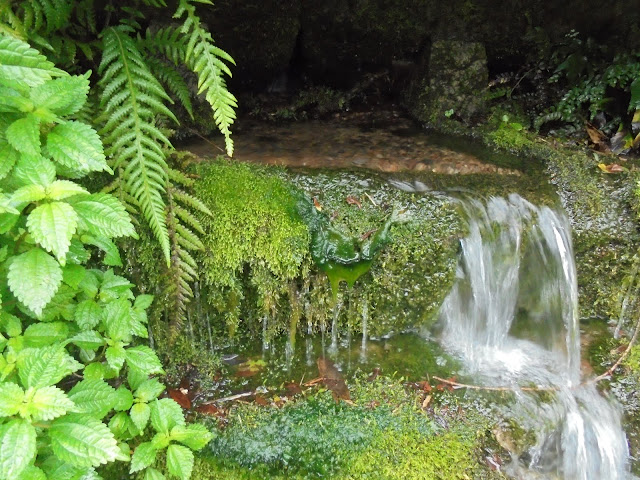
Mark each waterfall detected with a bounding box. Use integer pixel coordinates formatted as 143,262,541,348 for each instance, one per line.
439,194,629,479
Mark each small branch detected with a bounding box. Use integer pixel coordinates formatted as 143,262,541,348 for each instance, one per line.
591,312,640,383
210,391,255,403
432,376,557,392
364,192,377,207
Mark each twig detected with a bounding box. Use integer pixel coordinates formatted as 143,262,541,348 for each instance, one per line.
364,192,377,207
192,131,225,154
211,391,255,403
432,376,557,392
591,312,640,383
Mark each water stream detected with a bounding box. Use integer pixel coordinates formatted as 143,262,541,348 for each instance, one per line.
439,194,629,479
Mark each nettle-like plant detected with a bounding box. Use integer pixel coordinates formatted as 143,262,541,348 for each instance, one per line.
1,0,237,330
0,36,211,480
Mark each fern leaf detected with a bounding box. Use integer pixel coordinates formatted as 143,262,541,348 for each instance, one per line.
167,166,195,188
98,26,176,263
172,188,212,216
174,0,236,156
145,56,194,118
174,205,204,234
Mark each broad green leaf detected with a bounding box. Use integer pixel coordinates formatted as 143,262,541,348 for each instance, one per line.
62,264,86,289
74,300,101,330
130,402,150,431
0,311,22,337
150,398,185,434
16,465,46,480
49,414,120,467
30,75,89,116
27,201,78,264
69,193,135,238
8,248,62,316
68,330,104,350
113,386,134,412
0,419,36,479
129,442,157,473
105,344,126,371
0,142,18,181
116,442,131,462
22,385,75,421
125,346,164,375
39,456,87,480
143,467,166,480
0,382,24,417
130,314,148,338
99,270,134,301
170,424,213,451
10,184,46,206
23,322,69,347
46,180,89,200
45,121,108,173
630,77,640,110
66,238,91,265
134,294,154,311
67,379,117,418
12,154,55,187
166,444,194,480
17,345,82,389
103,298,131,342
134,379,165,402
81,235,122,267
37,284,76,322
108,412,133,438
6,114,40,156
127,367,148,392
0,35,60,89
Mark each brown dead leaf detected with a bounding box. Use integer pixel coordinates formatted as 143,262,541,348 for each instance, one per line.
586,122,607,145
346,196,362,208
285,382,303,396
317,357,351,402
422,394,432,409
313,197,322,211
367,367,381,382
195,403,224,416
169,388,191,409
254,395,269,406
360,229,377,241
598,163,625,173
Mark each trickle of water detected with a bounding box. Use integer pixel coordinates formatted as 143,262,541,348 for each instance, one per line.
439,194,629,480
206,313,214,354
329,295,343,356
360,300,369,362
262,315,270,352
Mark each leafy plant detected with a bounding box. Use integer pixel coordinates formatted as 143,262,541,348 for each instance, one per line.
1,0,237,329
0,35,211,480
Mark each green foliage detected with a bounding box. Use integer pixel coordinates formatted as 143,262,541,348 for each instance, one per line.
0,36,212,480
1,0,237,330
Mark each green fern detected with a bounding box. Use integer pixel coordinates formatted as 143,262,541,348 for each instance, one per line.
174,0,236,156
145,55,194,118
99,26,176,263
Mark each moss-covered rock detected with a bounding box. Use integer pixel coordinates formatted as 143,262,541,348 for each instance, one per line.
405,40,489,126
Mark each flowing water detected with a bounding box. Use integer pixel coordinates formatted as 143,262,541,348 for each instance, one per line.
439,194,630,479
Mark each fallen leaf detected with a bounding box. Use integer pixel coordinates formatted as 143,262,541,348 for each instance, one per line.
598,163,626,173
169,388,191,409
367,367,381,382
586,122,608,146
195,403,224,416
284,382,303,395
254,395,269,406
360,229,377,241
346,196,362,208
422,394,432,409
317,357,351,402
313,197,322,211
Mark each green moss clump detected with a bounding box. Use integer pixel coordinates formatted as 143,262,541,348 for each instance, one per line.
193,376,497,480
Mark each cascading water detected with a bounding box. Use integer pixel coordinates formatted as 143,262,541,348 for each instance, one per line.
439,194,629,479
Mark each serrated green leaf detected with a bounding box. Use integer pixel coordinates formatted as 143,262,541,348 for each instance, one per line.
15,465,46,480
23,385,75,421
17,345,82,389
0,383,24,417
134,379,165,402
45,121,108,173
129,442,157,473
30,75,89,116
170,424,213,451
49,413,120,467
166,444,193,480
68,379,117,418
114,386,133,412
0,419,36,479
83,362,106,380
143,466,166,480
23,322,69,347
46,180,89,200
105,344,126,371
0,142,19,181
10,184,46,206
81,235,122,267
68,330,104,350
150,398,185,434
27,202,78,266
12,153,55,187
66,238,91,265
8,248,62,316
0,311,22,337
0,35,60,89
37,284,76,322
62,264,86,289
127,367,148,392
6,114,40,156
39,456,86,480
130,402,151,431
69,193,135,238
134,294,154,311
103,298,131,342
74,300,101,330
125,346,163,375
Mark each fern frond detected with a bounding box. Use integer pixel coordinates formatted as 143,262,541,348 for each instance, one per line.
174,205,204,234
138,26,187,65
18,0,73,35
174,0,236,156
172,188,213,216
98,26,178,264
145,56,193,118
167,166,195,187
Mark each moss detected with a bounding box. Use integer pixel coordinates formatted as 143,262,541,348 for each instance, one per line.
193,376,499,480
